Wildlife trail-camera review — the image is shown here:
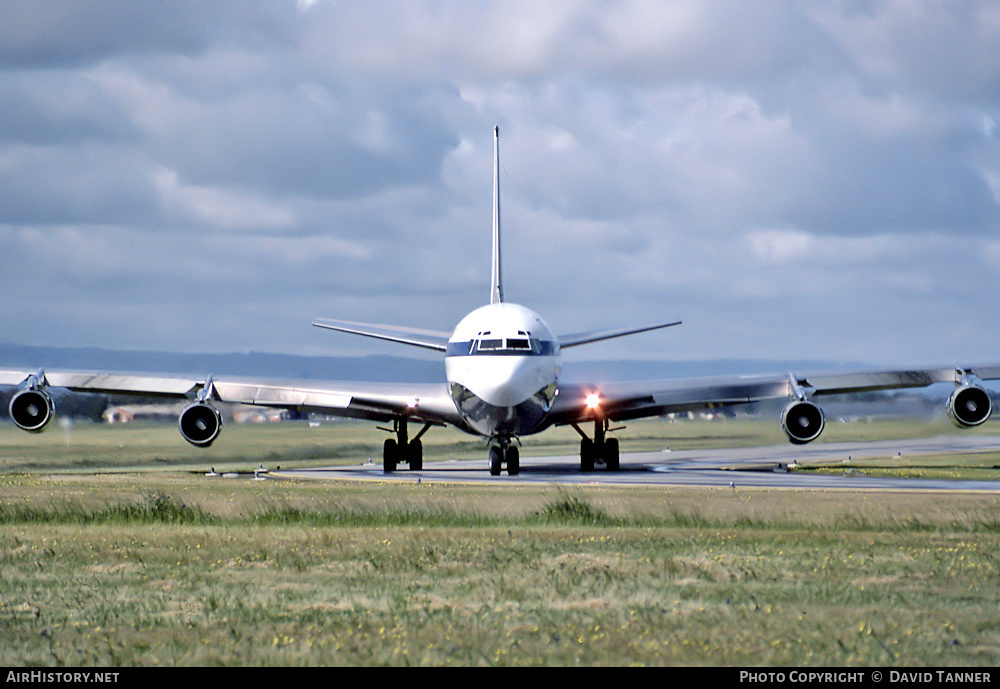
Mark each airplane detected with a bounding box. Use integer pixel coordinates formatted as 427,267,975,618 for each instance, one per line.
2,127,999,476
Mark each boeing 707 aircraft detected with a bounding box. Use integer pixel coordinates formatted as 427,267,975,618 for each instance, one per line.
3,128,999,475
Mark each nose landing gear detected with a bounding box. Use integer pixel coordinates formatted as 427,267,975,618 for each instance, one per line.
488,438,520,476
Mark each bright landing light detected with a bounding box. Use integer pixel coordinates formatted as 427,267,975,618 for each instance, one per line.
585,393,601,410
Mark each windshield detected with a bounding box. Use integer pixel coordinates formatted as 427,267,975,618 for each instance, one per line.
475,336,535,353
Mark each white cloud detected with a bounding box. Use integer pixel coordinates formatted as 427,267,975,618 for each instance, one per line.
152,166,294,230
980,168,1000,206
747,228,815,265
817,80,935,139
746,228,910,266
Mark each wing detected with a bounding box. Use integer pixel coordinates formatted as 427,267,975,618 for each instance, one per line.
547,363,1000,426
557,320,682,349
548,373,791,425
312,318,451,351
0,368,468,435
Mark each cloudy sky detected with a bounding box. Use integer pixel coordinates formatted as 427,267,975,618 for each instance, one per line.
1,1,998,371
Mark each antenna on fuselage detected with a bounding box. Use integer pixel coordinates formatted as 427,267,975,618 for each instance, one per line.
491,125,504,305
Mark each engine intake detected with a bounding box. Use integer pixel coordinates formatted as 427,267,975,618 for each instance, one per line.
178,403,222,447
9,389,55,433
948,384,992,428
781,400,825,445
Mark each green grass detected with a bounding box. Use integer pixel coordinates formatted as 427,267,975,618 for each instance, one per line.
3,508,1000,666
2,418,1000,666
793,451,1000,482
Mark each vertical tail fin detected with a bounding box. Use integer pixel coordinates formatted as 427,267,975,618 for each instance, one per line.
491,125,504,305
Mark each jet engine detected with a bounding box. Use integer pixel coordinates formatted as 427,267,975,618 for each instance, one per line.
8,389,55,433
948,384,992,428
178,402,222,447
781,400,825,445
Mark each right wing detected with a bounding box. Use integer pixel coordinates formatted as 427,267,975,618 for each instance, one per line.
0,368,469,441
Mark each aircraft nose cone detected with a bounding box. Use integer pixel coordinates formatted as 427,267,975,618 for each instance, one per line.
475,358,544,406
447,355,558,408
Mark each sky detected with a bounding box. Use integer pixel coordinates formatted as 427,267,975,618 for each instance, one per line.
1,0,998,370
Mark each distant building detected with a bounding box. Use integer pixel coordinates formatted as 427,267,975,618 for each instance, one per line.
103,402,288,424
103,403,185,423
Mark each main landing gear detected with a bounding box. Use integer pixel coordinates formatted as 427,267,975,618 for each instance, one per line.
572,418,620,472
488,438,520,476
381,417,432,473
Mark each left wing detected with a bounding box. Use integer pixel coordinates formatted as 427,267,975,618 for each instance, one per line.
547,363,1000,441
557,320,682,349
548,373,792,423
0,368,468,445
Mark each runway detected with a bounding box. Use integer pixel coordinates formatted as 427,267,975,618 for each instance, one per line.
274,433,1000,492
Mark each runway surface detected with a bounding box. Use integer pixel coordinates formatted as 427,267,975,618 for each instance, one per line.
274,433,1000,492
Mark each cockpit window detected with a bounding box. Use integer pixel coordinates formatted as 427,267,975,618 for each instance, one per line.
475,337,533,352
454,331,555,356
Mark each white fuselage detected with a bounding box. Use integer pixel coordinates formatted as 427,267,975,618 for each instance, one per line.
444,303,561,437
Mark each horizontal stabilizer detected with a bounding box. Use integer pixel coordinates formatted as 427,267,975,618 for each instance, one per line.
312,318,450,352
557,320,682,349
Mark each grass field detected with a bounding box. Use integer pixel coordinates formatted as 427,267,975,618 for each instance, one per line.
1,417,999,666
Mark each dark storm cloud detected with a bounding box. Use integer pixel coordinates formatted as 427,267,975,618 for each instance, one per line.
0,1,299,67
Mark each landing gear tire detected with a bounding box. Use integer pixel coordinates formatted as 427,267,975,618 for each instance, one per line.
408,439,423,471
580,438,595,472
507,446,520,476
489,446,503,476
383,438,398,473
605,437,620,471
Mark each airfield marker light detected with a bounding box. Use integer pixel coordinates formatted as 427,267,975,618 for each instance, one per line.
585,393,601,410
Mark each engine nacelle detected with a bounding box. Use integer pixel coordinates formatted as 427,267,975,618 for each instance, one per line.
948,384,992,428
8,389,55,433
178,403,222,448
781,400,825,445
